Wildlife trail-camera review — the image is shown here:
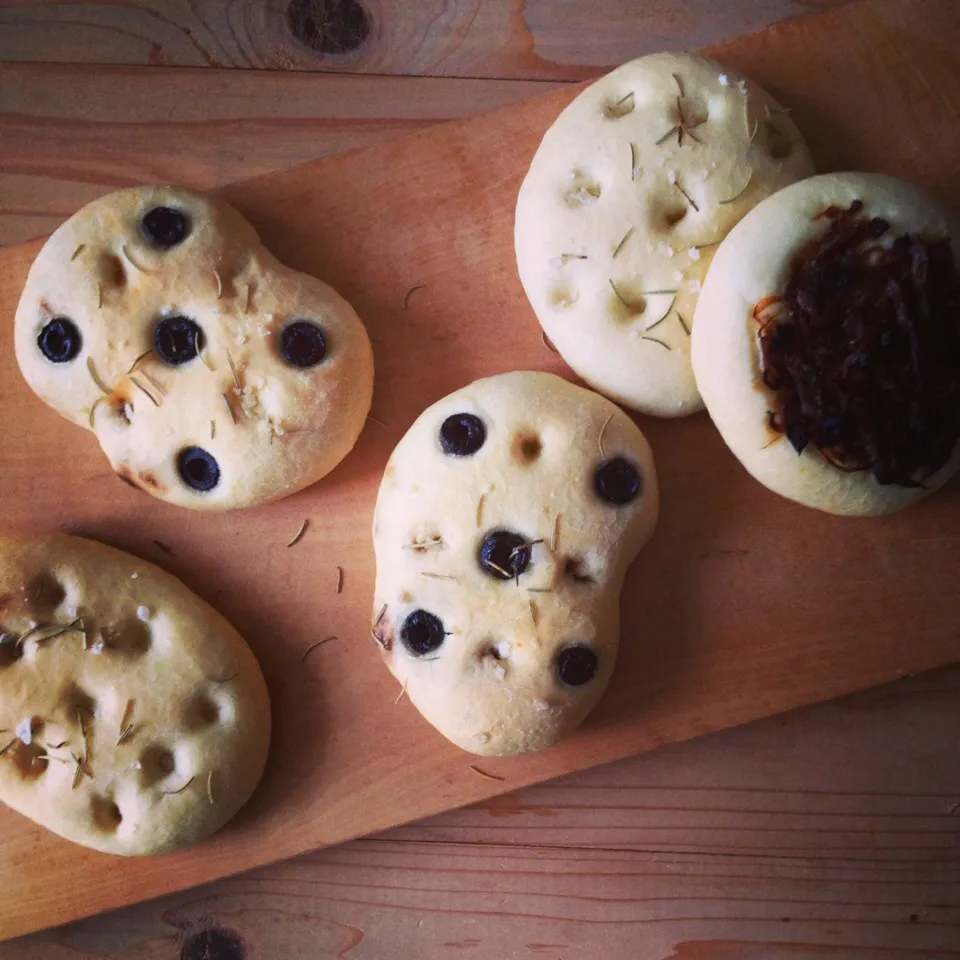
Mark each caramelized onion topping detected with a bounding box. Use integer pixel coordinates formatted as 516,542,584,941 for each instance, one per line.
757,200,960,486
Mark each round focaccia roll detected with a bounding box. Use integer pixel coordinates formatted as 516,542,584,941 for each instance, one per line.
15,186,374,510
691,172,960,515
515,51,813,418
0,534,271,855
371,372,659,757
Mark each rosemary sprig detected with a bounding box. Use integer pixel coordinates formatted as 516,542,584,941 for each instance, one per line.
301,636,337,662
630,143,640,181
337,565,343,594
676,312,691,336
130,377,160,407
470,765,505,782
121,244,156,274
87,357,111,395
644,295,678,331
287,519,309,547
719,171,753,205
673,179,700,211
612,227,634,259
420,572,459,582
213,269,223,299
597,415,613,458
160,776,195,796
552,513,561,552
70,244,85,262
476,493,486,528
642,335,671,350
403,284,425,309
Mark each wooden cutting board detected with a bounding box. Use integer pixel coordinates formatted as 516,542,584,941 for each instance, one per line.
1,0,958,941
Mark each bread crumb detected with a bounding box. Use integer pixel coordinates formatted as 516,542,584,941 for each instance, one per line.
136,605,151,622
15,718,32,745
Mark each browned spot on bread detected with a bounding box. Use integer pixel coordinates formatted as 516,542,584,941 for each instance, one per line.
138,471,166,493
115,465,142,491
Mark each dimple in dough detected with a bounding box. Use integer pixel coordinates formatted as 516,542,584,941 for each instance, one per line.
371,372,659,757
0,534,270,855
14,186,374,511
691,171,960,516
514,52,814,418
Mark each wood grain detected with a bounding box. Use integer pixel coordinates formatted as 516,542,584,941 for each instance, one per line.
0,0,959,942
0,0,846,80
9,668,960,959
0,64,557,247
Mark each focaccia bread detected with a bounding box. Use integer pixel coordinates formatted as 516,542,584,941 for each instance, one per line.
15,186,374,510
515,52,813,417
371,372,658,756
692,172,960,515
0,534,270,855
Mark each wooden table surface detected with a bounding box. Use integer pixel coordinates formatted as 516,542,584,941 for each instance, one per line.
1,1,958,957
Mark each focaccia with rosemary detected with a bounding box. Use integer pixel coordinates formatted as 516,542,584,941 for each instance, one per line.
514,51,814,417
14,186,374,510
691,172,960,515
0,534,270,855
371,372,658,757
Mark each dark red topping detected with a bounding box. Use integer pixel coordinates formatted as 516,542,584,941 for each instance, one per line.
400,609,446,656
155,316,204,366
142,206,189,248
479,530,532,581
440,413,486,456
281,320,327,368
38,317,82,363
594,457,642,505
556,645,599,686
758,200,960,486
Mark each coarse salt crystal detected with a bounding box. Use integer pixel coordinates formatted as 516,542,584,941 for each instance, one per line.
665,246,675,258
673,271,684,283
130,572,139,580
690,279,702,293
494,664,506,680
718,73,729,87
533,699,551,712
91,640,105,655
15,718,32,744
666,170,677,184
136,605,151,622
65,604,78,617
494,640,511,659
132,761,142,770
736,79,748,95
689,247,701,260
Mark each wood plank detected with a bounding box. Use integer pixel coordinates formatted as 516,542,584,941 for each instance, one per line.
9,668,960,958
0,64,558,247
0,0,847,80
0,0,959,940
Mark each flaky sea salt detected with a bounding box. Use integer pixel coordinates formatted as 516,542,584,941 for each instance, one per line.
136,605,151,622
15,718,32,744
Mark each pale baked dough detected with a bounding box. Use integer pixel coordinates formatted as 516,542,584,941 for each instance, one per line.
515,52,813,417
371,372,658,757
691,172,960,515
15,186,374,510
0,535,270,855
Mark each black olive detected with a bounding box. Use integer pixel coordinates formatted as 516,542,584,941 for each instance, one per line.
142,206,189,248
439,413,486,457
37,317,82,363
154,316,204,366
400,609,446,656
280,320,327,368
594,457,642,505
177,447,220,492
478,530,532,581
556,645,599,686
